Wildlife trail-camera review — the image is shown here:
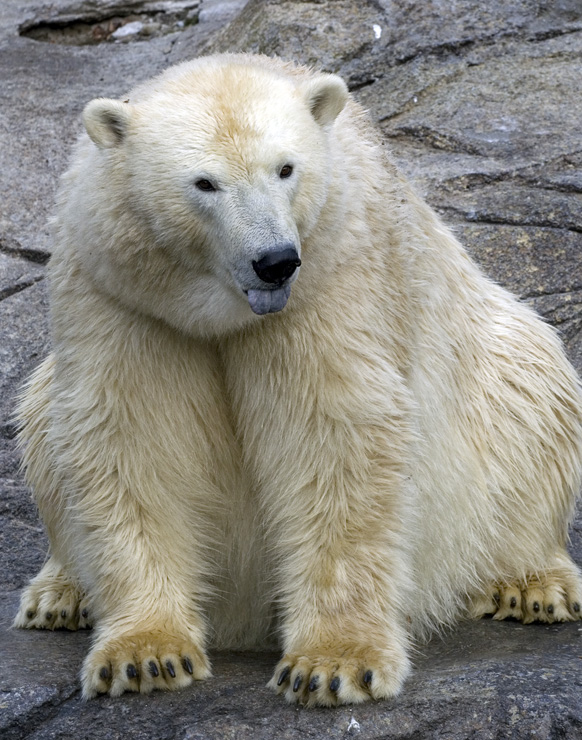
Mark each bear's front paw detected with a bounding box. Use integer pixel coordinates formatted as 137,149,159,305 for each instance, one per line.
268,644,410,707
82,631,210,698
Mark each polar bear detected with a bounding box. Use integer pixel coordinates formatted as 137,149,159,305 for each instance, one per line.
14,54,582,706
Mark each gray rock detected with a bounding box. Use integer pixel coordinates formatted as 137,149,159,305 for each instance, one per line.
0,254,44,303
0,281,49,444
2,0,582,737
0,478,47,593
198,0,247,25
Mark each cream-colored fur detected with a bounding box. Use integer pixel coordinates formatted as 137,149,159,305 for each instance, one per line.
14,54,582,706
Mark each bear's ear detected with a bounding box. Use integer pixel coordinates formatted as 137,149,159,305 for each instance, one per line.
83,98,132,149
303,73,349,127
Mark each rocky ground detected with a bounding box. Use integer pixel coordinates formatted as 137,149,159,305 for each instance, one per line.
1,0,582,737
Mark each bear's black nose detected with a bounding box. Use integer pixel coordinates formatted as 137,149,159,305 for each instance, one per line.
252,247,301,286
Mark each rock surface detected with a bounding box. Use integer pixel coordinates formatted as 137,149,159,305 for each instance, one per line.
1,0,581,737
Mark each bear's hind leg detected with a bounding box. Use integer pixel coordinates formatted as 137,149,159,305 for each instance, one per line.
469,549,582,624
14,556,91,631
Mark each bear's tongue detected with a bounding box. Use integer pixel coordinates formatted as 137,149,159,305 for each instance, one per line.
247,285,291,315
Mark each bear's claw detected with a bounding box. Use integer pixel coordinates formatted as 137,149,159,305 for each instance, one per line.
126,664,138,680
277,666,290,686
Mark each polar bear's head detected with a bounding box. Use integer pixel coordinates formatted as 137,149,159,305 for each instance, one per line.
81,56,348,332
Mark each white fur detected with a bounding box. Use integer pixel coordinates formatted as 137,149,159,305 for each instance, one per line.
14,54,582,705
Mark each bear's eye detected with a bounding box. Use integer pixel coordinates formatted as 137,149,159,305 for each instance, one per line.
279,165,293,179
195,179,216,192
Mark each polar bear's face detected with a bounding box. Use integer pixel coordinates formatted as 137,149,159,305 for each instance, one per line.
82,62,348,329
